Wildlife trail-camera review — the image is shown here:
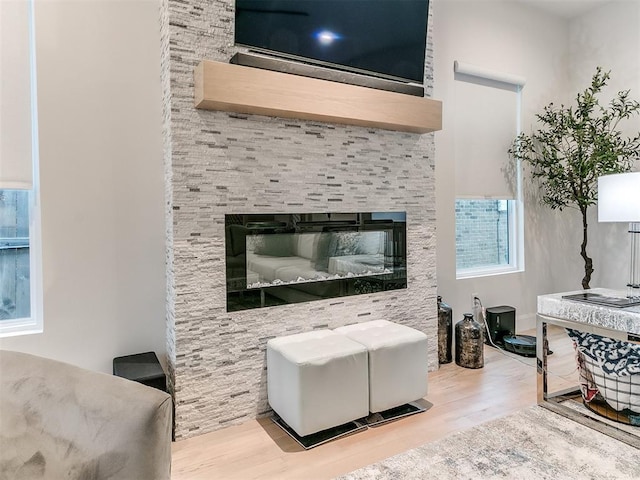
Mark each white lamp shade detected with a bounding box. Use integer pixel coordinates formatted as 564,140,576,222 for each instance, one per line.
598,172,640,222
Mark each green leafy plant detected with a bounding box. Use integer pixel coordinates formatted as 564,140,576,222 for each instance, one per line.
509,67,640,289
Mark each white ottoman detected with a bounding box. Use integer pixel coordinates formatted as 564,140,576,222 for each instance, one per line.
335,320,428,413
267,329,369,437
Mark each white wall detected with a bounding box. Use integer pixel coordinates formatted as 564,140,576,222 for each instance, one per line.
434,0,573,330
0,0,167,373
434,0,640,331
570,1,640,292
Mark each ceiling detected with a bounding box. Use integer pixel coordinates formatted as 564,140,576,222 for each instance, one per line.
514,0,613,19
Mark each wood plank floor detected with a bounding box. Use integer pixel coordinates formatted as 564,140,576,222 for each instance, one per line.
172,326,577,480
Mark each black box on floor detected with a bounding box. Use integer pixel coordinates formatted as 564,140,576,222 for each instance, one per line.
113,351,167,392
485,305,516,345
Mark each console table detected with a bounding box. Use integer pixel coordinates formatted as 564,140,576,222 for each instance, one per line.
537,288,640,448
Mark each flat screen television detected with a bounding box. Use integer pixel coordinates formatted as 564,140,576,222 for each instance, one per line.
234,0,430,85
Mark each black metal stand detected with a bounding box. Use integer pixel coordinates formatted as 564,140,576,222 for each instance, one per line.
113,351,167,392
271,401,429,449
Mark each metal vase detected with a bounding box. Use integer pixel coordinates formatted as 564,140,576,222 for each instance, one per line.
455,313,484,369
437,296,453,364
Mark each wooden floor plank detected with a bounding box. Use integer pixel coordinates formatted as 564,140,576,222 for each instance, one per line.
172,326,576,480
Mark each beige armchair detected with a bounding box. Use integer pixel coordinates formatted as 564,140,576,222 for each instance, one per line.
0,350,172,480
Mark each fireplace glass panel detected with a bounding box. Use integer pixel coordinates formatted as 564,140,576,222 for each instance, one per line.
225,212,406,311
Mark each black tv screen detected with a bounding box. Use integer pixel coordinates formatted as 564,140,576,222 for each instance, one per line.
234,0,430,84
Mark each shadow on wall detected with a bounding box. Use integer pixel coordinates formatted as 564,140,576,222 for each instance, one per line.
588,208,631,290
522,174,584,293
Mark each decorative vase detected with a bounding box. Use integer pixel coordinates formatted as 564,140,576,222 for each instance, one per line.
437,296,453,364
455,313,484,369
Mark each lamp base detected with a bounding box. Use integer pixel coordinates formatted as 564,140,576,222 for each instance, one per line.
629,223,640,299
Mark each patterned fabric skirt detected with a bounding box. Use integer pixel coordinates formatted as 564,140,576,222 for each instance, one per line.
567,328,640,414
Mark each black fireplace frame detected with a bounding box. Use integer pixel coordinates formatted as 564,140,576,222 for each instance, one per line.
225,212,407,312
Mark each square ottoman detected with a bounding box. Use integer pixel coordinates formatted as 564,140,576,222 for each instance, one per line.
335,320,428,413
267,329,369,437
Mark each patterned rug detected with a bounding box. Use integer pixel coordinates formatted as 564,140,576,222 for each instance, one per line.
336,406,638,479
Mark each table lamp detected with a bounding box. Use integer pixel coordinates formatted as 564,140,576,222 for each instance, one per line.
598,172,640,298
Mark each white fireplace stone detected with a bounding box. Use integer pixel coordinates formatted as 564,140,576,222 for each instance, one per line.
161,0,437,439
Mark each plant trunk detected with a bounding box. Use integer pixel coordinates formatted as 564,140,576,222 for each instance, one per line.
580,206,593,289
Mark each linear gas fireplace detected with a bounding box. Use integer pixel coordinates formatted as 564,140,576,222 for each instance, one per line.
225,212,407,311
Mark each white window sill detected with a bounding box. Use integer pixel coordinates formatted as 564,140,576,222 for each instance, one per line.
456,264,523,280
0,318,42,338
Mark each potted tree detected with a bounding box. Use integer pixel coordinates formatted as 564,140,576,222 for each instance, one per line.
510,67,640,289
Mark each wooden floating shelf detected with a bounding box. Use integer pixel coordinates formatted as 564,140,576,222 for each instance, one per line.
194,60,442,134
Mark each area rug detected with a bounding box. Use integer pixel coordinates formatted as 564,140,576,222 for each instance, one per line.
336,406,639,479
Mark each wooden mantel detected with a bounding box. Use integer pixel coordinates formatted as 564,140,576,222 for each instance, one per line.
194,60,442,134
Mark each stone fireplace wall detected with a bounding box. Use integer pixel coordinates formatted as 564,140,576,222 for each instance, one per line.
161,0,438,440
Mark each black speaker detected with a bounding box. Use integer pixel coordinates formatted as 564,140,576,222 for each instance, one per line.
485,305,516,345
113,351,167,392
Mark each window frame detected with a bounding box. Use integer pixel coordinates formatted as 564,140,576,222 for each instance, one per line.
0,0,42,337
0,189,42,337
455,197,524,280
0,187,43,338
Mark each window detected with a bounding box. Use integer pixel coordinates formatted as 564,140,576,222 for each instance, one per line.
0,0,42,336
455,199,520,278
0,191,30,319
452,61,525,278
0,189,41,337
